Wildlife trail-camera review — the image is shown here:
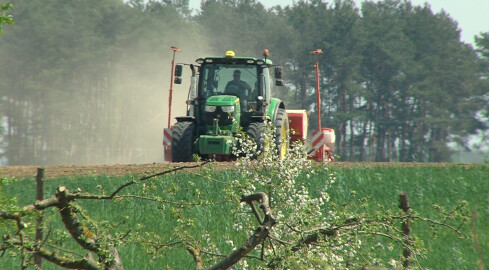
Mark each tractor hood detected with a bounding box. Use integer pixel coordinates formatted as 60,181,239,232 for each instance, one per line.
204,95,241,133
205,95,240,107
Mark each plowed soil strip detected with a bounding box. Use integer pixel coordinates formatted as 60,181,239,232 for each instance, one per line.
0,162,479,179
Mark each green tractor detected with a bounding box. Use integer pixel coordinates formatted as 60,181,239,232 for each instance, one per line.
166,50,289,162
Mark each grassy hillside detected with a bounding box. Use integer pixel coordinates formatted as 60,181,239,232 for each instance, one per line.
1,164,487,269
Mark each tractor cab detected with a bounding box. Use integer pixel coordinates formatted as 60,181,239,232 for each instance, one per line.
174,50,285,132
193,51,283,128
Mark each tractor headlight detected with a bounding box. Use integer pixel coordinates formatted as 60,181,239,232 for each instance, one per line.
205,105,216,112
221,105,235,113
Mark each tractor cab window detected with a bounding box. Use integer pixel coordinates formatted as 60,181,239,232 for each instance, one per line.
200,64,259,111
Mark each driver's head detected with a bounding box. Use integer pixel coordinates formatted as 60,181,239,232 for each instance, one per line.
233,70,241,81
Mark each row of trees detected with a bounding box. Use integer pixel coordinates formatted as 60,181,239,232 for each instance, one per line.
274,0,489,162
1,0,488,165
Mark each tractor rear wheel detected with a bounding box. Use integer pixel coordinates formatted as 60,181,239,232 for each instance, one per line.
171,121,195,162
274,108,290,158
246,122,266,158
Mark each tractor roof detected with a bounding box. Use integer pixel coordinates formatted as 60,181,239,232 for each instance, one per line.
196,51,273,66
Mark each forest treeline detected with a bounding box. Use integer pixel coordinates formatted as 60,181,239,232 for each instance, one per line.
0,0,488,165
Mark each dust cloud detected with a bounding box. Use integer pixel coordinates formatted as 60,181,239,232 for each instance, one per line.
76,33,217,165
5,26,218,166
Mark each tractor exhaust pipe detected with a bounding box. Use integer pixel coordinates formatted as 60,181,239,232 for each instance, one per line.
188,64,197,115
168,46,180,128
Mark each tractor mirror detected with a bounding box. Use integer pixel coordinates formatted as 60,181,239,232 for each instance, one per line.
275,79,284,86
274,66,284,79
174,64,183,77
174,77,182,84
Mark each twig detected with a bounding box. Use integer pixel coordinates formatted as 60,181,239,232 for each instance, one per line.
114,195,204,206
75,162,210,201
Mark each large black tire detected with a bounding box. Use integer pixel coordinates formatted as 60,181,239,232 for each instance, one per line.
274,108,290,158
246,122,266,158
171,121,195,162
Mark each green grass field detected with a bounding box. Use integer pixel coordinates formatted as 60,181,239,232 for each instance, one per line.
1,164,488,269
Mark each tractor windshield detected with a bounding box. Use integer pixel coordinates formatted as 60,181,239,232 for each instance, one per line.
200,64,259,105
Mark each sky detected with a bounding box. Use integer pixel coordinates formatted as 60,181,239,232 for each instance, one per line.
189,0,489,46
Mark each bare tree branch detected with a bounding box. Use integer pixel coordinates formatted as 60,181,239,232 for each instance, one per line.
186,245,205,270
56,186,99,253
1,163,210,219
6,237,99,270
0,163,209,270
208,192,275,270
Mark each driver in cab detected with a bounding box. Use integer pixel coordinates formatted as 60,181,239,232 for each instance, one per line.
225,70,251,96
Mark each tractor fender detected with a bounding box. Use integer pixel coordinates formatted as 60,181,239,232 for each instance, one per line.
266,98,285,123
